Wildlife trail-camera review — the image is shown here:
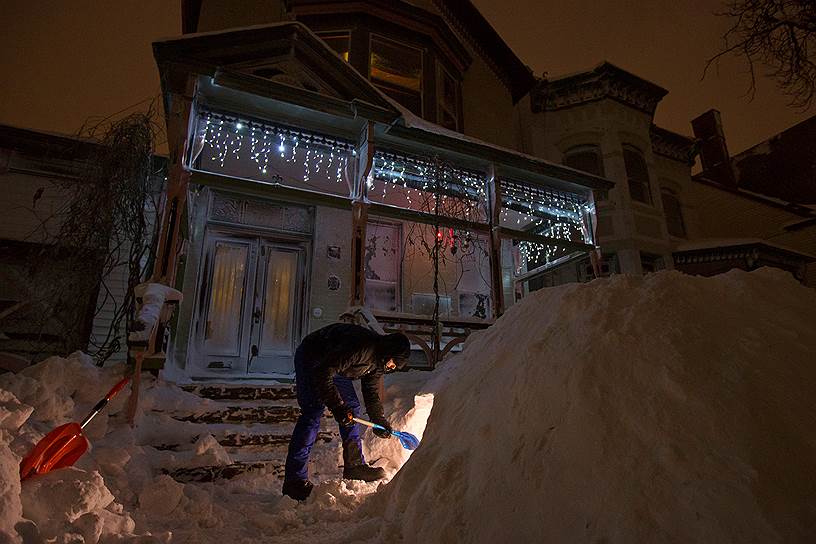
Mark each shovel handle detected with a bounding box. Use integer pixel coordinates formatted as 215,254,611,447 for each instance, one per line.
80,376,132,429
352,417,386,431
106,377,131,400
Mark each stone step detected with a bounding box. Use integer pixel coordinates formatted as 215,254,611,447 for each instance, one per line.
182,384,296,402
168,405,325,425
164,461,283,483
151,430,335,451
221,430,334,447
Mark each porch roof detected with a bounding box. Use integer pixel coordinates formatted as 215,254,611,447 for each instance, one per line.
154,21,613,197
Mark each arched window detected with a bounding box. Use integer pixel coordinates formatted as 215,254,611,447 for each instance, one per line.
622,145,652,204
564,144,605,200
661,188,686,238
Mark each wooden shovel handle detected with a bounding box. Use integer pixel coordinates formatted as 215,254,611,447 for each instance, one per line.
352,417,384,430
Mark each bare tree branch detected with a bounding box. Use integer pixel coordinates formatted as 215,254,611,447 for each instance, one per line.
704,0,816,109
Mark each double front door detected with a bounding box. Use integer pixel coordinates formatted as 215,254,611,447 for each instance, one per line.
196,231,307,377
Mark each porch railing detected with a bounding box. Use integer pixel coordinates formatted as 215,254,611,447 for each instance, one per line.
372,310,493,369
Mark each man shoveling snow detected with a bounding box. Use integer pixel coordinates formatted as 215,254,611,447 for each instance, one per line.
282,323,411,501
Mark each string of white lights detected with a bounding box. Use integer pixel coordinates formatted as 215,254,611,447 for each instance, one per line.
201,111,352,185
199,110,595,270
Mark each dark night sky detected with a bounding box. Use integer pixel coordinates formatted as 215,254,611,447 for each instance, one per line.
0,0,810,156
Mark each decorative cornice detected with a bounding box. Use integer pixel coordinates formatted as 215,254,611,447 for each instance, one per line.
532,62,668,117
650,124,697,165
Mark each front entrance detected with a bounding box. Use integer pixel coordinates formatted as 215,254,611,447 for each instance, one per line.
195,230,307,378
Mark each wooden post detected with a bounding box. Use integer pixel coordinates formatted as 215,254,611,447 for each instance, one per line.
151,89,195,285
584,191,602,278
127,79,195,423
487,164,505,318
349,122,374,307
350,201,369,307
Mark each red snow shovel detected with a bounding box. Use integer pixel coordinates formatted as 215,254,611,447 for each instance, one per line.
19,376,131,481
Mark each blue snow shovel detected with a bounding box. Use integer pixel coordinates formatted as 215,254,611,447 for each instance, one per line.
353,417,420,450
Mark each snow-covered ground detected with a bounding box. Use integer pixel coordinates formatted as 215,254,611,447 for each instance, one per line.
2,268,816,542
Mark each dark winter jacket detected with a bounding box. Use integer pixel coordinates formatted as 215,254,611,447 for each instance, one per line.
299,323,387,422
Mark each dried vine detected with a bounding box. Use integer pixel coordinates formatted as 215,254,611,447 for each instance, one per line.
24,106,164,363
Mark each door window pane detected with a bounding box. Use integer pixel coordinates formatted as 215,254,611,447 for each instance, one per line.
370,36,423,115
205,242,248,355
261,249,298,352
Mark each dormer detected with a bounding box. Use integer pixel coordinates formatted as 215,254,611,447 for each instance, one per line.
286,0,472,131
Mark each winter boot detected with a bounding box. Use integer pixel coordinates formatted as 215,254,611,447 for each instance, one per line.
342,439,386,482
282,479,313,501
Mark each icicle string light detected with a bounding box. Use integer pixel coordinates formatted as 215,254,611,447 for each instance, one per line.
201,111,353,184
200,111,596,270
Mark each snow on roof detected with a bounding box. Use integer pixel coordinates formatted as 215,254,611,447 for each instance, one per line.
675,238,816,260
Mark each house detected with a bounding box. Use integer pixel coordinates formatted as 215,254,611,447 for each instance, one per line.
149,1,612,379
148,0,815,383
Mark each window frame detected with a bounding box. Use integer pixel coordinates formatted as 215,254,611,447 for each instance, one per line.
660,187,687,238
363,219,403,312
316,30,352,63
622,145,653,205
436,61,462,132
368,33,425,117
563,144,606,200
639,252,665,274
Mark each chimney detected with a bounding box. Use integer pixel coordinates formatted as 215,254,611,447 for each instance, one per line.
691,109,736,188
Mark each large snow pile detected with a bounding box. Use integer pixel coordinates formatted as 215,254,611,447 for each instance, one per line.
370,268,816,542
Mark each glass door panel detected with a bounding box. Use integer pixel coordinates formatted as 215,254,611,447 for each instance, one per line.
261,249,298,351
200,238,254,374
248,244,304,375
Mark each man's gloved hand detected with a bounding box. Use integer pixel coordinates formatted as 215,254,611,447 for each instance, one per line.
332,406,355,428
372,418,392,439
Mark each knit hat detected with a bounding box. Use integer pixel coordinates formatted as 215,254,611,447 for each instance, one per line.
378,332,412,369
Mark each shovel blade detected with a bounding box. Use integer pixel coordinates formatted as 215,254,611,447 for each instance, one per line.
393,430,420,451
19,423,89,481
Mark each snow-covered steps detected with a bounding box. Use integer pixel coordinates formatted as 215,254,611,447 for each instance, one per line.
150,381,342,484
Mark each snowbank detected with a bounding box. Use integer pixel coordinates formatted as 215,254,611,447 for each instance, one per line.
370,268,816,542
0,351,429,543
0,353,170,543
